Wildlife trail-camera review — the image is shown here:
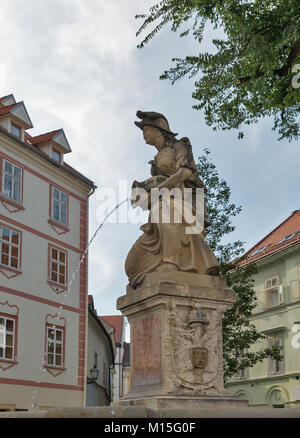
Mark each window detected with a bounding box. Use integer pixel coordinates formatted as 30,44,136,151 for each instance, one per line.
278,231,300,244
51,149,61,162
265,276,283,308
49,246,67,286
250,245,270,257
46,325,64,368
2,160,22,203
235,349,248,380
268,337,283,374
51,187,68,225
11,123,21,139
0,226,20,270
0,316,15,361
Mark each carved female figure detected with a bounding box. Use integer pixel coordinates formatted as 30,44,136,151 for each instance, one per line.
125,111,219,287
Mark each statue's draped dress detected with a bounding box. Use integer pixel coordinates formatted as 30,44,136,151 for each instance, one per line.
125,139,218,287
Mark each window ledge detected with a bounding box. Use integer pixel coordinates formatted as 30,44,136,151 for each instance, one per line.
0,265,22,279
48,218,70,235
47,280,67,294
0,359,18,371
265,304,284,310
0,359,18,364
44,365,66,371
0,194,24,213
44,365,66,377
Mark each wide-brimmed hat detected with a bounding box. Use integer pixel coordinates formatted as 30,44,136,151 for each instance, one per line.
135,110,178,136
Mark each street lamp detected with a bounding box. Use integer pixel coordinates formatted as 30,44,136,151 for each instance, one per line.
87,366,99,384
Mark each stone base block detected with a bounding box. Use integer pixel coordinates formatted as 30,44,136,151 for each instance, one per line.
1,405,300,418
112,395,248,410
117,272,236,400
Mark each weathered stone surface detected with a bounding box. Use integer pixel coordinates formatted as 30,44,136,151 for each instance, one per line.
115,111,242,411
115,271,240,408
114,395,248,410
131,314,162,387
0,411,46,418
157,407,300,418
1,406,300,418
125,111,219,289
44,406,158,418
117,271,234,311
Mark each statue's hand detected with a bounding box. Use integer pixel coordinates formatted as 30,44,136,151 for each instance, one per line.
156,167,193,190
131,189,150,211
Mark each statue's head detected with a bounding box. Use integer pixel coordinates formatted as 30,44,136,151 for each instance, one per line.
135,111,177,147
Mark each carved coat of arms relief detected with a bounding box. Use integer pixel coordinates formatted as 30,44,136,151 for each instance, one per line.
164,301,226,396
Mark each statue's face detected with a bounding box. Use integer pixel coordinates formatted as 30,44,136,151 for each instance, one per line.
143,125,160,146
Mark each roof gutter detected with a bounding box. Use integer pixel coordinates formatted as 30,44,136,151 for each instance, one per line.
88,184,96,198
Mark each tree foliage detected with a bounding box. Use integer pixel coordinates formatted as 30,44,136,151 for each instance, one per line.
197,149,281,380
137,0,300,141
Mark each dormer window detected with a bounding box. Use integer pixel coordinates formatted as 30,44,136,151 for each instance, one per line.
51,148,61,163
28,129,71,163
11,123,21,139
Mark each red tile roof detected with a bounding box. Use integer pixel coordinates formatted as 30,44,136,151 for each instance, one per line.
0,103,18,116
0,95,12,103
242,209,300,265
0,93,95,188
101,315,124,344
27,130,60,145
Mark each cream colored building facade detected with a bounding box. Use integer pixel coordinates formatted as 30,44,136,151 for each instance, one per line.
0,94,95,410
227,210,300,408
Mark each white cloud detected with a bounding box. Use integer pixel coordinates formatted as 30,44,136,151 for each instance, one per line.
0,0,298,316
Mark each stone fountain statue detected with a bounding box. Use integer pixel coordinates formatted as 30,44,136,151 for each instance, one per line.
125,111,219,288
114,111,247,410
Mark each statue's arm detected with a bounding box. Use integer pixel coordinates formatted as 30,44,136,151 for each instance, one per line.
155,167,193,190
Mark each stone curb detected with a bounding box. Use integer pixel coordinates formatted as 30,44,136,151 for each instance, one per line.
0,407,300,418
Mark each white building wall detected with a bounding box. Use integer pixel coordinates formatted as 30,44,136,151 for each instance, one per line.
0,129,92,410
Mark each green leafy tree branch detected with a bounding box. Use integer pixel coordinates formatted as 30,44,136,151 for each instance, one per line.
137,0,300,141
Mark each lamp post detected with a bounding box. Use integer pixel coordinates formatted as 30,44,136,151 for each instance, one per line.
87,366,99,384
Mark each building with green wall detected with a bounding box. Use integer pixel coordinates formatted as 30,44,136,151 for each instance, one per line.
226,210,300,408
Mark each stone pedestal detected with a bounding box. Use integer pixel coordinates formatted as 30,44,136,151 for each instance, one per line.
113,271,248,409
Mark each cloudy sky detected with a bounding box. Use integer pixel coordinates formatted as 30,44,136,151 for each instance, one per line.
1,0,299,321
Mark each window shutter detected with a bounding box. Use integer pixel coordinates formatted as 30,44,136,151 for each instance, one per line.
268,339,276,374
268,339,275,373
278,285,284,303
